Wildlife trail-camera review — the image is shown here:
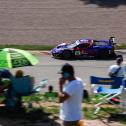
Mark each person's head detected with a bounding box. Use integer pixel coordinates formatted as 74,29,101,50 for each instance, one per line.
15,70,24,77
0,69,12,78
109,36,115,43
109,36,115,40
116,57,123,65
60,63,75,79
48,85,53,92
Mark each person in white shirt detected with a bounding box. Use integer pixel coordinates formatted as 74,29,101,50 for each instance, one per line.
58,63,84,126
108,57,124,78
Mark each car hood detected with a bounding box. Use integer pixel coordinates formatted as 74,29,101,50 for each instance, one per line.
51,43,68,53
56,43,68,48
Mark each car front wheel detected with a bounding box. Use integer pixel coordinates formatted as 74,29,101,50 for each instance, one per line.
62,50,72,59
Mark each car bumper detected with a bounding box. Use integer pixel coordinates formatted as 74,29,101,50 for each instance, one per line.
52,53,62,58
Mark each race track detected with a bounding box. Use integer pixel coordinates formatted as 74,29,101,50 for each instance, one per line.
0,0,126,45
10,53,126,91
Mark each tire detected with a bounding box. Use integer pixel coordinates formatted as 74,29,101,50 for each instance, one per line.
97,50,109,59
109,52,117,59
62,50,72,59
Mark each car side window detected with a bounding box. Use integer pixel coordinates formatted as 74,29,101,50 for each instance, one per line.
76,43,90,49
76,44,84,49
93,40,109,46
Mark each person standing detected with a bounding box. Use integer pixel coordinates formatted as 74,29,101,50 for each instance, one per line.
58,63,84,126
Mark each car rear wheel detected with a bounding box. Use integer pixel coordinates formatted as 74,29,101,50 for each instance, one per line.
97,50,109,59
62,50,72,59
109,52,117,59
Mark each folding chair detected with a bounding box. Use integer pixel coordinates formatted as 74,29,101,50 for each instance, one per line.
120,79,126,111
90,76,123,114
5,76,47,107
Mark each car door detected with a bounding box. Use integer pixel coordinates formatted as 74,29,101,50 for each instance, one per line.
74,43,90,56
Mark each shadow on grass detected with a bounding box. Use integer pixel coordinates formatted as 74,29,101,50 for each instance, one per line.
84,105,126,125
79,0,126,8
0,106,60,126
108,113,126,124
84,95,126,124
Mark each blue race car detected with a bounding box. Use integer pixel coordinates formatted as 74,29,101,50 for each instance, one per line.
51,38,116,59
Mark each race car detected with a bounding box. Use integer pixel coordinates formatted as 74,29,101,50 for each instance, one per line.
51,38,117,59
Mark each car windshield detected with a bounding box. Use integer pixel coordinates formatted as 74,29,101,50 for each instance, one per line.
94,41,109,46
67,40,80,48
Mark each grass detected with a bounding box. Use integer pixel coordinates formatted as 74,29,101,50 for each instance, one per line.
32,101,126,124
22,94,126,124
116,44,126,49
1,93,126,124
0,44,55,50
0,43,125,50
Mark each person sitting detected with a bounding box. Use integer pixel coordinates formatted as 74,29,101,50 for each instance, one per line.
108,57,124,103
15,70,34,86
48,85,54,93
44,85,58,101
15,70,24,78
0,69,12,79
108,57,124,78
0,69,12,94
5,70,34,107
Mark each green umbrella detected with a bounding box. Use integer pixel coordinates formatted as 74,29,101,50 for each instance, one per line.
0,48,39,69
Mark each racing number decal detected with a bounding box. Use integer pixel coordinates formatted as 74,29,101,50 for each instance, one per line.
75,50,81,55
75,50,87,55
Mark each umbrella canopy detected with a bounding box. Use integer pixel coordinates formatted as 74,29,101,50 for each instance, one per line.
0,48,39,69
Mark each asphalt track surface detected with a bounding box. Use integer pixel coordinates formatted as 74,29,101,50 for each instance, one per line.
0,0,126,45
10,53,126,92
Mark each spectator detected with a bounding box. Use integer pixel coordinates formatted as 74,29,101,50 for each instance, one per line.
0,69,12,93
0,76,8,93
11,70,25,107
108,57,124,103
7,70,34,107
15,70,24,78
44,85,58,101
108,57,124,78
15,69,34,85
48,85,54,93
58,63,84,126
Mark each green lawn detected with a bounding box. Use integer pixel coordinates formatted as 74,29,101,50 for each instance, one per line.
22,94,126,124
0,44,55,50
0,92,126,124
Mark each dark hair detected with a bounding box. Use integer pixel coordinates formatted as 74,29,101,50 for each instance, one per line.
48,85,53,92
109,36,115,39
0,69,12,78
15,70,24,77
116,57,123,64
61,63,74,76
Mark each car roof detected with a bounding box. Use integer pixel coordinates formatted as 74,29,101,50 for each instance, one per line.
78,39,93,44
72,38,110,45
96,39,109,43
